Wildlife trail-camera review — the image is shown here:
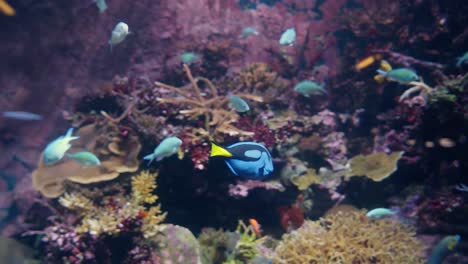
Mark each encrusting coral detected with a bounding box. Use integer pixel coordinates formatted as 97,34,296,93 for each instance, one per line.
273,210,425,264
58,170,166,238
345,151,404,182
155,64,263,142
32,123,141,198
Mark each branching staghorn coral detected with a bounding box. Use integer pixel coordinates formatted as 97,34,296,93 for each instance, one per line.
273,210,425,264
59,170,166,238
155,64,263,142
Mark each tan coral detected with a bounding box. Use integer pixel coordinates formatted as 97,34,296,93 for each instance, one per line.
290,169,321,191
32,123,141,198
274,210,425,264
345,151,404,182
155,64,262,142
59,171,166,237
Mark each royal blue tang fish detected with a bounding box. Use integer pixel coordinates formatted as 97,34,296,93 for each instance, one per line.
210,142,274,180
43,128,79,165
144,136,182,165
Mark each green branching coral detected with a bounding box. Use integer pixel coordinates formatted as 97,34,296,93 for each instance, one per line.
273,210,425,264
59,170,166,238
224,220,265,264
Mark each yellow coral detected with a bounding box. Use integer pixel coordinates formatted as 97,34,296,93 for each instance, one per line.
132,170,158,204
346,151,404,182
141,205,167,238
290,169,321,191
59,192,92,211
57,170,166,238
273,210,425,264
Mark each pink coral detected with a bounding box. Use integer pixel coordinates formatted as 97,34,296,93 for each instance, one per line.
228,180,284,198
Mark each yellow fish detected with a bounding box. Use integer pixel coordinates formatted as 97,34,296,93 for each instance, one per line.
374,60,392,83
355,54,382,71
0,0,15,16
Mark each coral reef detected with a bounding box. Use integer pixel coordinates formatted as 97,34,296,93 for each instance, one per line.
32,123,141,197
273,210,425,264
156,64,262,142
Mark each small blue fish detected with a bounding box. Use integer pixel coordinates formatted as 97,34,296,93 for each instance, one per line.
240,27,259,38
144,136,182,165
229,95,250,112
2,111,42,121
429,235,460,264
366,208,396,219
67,151,101,167
294,81,327,97
94,0,107,13
456,52,468,67
279,28,296,46
376,68,419,84
109,22,130,51
210,142,274,180
43,128,79,165
180,52,200,65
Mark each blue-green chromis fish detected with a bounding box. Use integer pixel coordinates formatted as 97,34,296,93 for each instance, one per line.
109,22,130,51
144,136,183,165
294,80,327,97
2,111,42,121
429,235,460,264
366,208,396,219
229,95,250,112
456,52,468,67
94,0,107,13
67,151,101,167
376,68,419,84
279,28,296,46
240,27,259,38
180,52,200,65
43,128,79,165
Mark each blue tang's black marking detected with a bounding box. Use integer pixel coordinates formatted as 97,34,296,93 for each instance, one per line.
223,142,274,180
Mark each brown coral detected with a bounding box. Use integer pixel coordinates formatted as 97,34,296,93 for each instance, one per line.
273,210,425,264
32,123,141,198
345,151,404,182
155,64,263,142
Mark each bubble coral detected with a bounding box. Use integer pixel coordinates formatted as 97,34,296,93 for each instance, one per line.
32,123,141,198
273,210,425,264
345,151,404,182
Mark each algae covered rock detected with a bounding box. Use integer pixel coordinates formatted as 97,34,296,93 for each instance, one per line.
152,224,202,264
345,151,404,182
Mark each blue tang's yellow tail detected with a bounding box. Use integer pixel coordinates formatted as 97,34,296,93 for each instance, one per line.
210,142,233,158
